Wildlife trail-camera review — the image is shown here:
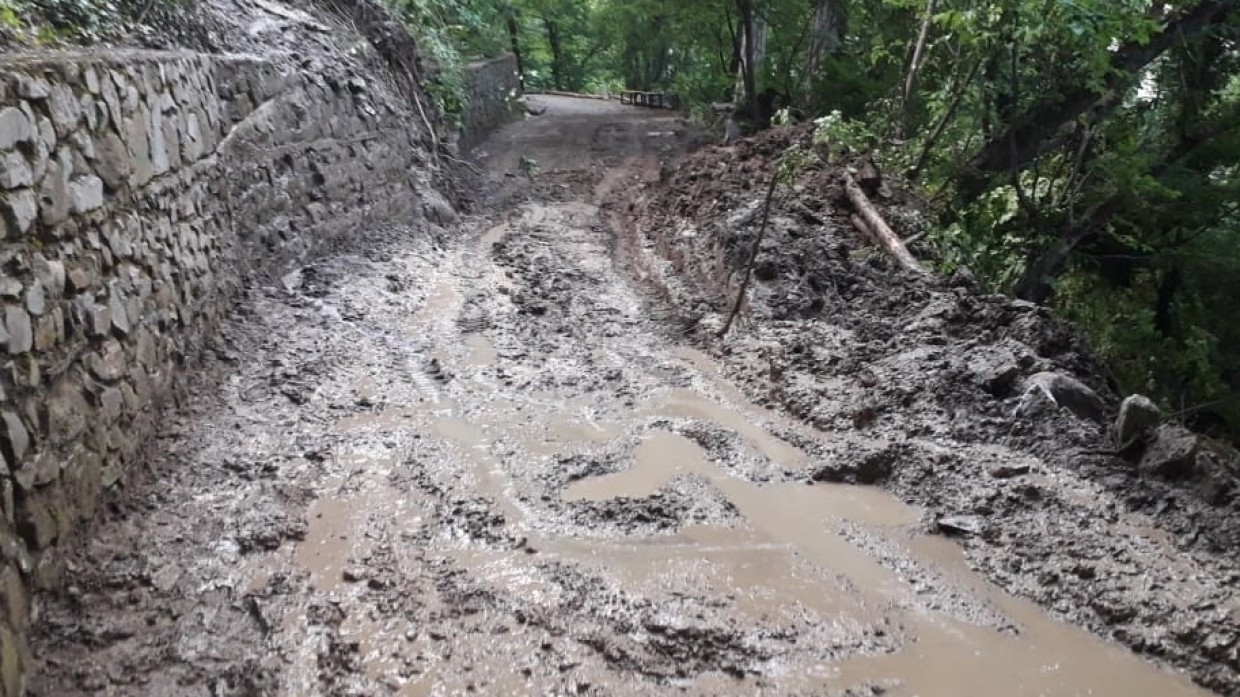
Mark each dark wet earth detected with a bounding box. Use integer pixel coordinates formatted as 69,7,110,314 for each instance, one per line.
30,97,1221,696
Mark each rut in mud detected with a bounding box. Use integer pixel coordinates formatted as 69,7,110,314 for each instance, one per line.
29,97,1219,696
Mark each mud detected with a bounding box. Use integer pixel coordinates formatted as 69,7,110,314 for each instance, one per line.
27,96,1226,696
627,124,1240,693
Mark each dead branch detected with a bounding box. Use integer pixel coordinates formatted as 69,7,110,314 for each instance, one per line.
718,168,781,338
843,172,927,275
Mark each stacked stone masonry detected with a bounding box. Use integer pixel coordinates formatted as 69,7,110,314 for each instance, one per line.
0,49,450,696
462,53,520,151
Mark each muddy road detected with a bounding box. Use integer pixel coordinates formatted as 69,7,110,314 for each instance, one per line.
31,97,1216,696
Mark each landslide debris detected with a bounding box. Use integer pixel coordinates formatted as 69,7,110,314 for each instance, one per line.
623,124,1240,693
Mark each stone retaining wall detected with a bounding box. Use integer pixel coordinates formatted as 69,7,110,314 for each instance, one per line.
0,49,446,696
462,53,520,150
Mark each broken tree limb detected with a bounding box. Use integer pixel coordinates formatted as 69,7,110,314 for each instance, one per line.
843,172,927,275
718,168,781,339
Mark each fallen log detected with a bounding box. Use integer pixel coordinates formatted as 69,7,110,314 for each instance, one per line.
843,172,927,275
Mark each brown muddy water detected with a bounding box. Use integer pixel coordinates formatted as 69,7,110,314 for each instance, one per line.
30,95,1216,696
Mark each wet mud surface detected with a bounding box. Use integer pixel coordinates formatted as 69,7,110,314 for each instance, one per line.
30,98,1226,695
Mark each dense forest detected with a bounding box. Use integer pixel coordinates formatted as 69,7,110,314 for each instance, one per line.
389,0,1240,442
4,0,1240,441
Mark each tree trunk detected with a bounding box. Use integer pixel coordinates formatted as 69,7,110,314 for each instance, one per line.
898,0,937,139
843,173,927,275
804,0,846,83
506,8,525,90
545,18,565,90
961,0,1240,200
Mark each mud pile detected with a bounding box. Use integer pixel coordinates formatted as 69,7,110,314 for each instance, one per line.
625,125,1240,692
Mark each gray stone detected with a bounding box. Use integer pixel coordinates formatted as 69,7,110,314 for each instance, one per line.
123,114,152,186
108,287,130,336
48,83,82,137
24,282,44,317
937,514,985,537
1115,394,1161,447
0,411,28,463
148,109,170,176
1021,371,1106,422
87,339,127,382
4,306,31,354
37,116,55,150
0,153,33,190
94,132,131,190
986,461,1032,479
422,188,458,225
3,189,37,235
69,175,104,214
1139,424,1201,479
17,76,51,99
84,67,101,94
78,299,110,338
0,107,33,149
33,256,65,298
38,149,72,226
70,130,95,160
46,378,90,444
0,279,19,299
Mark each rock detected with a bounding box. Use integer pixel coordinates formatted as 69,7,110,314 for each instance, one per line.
0,153,33,190
18,76,51,99
2,189,37,235
936,514,985,537
86,340,128,382
4,306,32,354
986,461,1032,479
47,83,82,137
0,411,28,464
1139,424,1201,479
0,279,19,299
422,189,458,225
38,149,72,226
0,108,33,150
1115,394,1161,447
33,257,65,298
93,132,130,190
69,175,104,214
1021,372,1106,422
24,282,45,317
108,287,130,336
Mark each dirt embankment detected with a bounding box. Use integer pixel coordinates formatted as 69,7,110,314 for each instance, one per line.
622,125,1240,693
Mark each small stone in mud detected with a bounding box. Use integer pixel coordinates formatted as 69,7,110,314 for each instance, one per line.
986,461,1031,479
341,567,366,583
936,514,985,537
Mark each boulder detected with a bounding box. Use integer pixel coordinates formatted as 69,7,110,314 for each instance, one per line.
1139,424,1201,479
1021,371,1106,422
1115,394,1161,447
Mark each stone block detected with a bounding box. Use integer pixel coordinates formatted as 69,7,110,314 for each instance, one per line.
1,190,36,235
23,282,44,317
37,149,72,227
0,412,27,465
69,175,104,214
0,154,32,190
33,256,65,298
32,314,57,353
17,76,50,100
0,281,18,300
47,84,81,137
86,339,127,382
108,286,130,336
0,108,32,150
2,307,30,355
123,113,152,186
15,494,61,550
93,131,130,191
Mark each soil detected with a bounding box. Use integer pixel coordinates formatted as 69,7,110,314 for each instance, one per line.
25,94,1238,696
